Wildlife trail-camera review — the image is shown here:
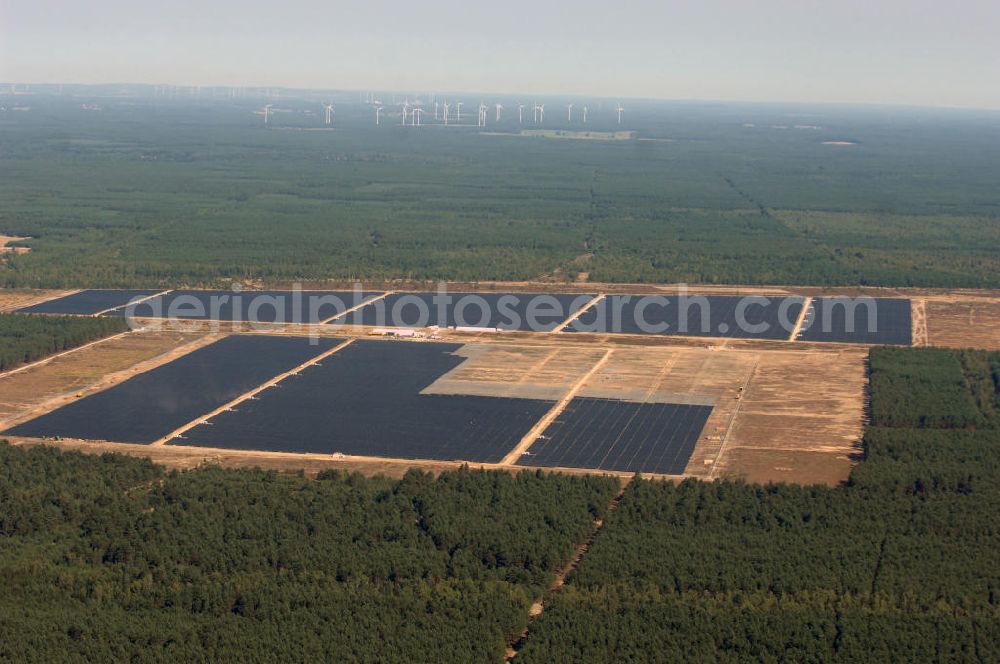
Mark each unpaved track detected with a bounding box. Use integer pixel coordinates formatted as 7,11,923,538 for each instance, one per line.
550,294,605,333
506,482,629,660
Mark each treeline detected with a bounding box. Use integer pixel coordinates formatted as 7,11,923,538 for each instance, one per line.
518,346,1000,662
0,313,128,372
0,447,618,661
870,347,1000,429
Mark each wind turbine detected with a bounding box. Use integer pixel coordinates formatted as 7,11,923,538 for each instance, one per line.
518,104,525,123
567,103,574,122
323,103,334,125
375,104,384,125
538,104,545,123
583,106,588,124
434,101,440,120
411,107,425,126
400,99,410,125
442,102,450,125
455,101,464,123
262,104,273,124
615,103,625,124
495,103,503,122
478,103,488,127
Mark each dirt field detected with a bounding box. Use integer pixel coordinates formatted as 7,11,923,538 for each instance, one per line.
925,299,1000,350
711,347,868,485
0,288,69,312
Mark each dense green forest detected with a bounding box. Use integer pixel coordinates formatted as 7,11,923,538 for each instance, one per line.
0,313,128,372
1,94,999,289
1,347,998,660
517,347,1000,661
0,451,618,661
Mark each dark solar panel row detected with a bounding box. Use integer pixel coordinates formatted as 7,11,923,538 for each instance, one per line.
518,398,713,475
110,289,383,324
17,289,163,316
4,335,341,444
566,295,805,340
329,292,595,332
797,297,912,345
176,340,554,462
17,289,913,345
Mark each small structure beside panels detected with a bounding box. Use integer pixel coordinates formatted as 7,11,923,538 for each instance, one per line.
17,289,164,316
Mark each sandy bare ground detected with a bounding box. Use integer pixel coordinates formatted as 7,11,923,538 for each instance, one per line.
925,299,1000,350
0,235,31,255
0,288,73,312
712,347,868,485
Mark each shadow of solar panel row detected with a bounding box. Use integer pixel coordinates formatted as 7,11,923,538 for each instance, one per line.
175,340,555,463
566,295,804,340
4,335,342,444
797,297,912,345
517,398,713,475
17,289,164,315
329,292,596,332
108,290,384,323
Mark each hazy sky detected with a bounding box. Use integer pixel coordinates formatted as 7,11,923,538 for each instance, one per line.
2,0,999,109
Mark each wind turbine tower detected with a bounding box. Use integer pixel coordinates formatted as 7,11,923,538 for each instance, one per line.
442,102,450,125
263,104,273,124
583,106,588,124
567,103,574,122
411,108,425,126
478,103,488,127
456,102,464,123
518,104,525,123
375,104,384,125
615,103,625,124
323,103,334,125
495,103,503,122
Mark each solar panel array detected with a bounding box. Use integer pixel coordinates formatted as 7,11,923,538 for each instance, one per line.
567,295,804,340
328,292,594,331
797,297,912,345
4,335,342,444
111,289,383,323
517,398,713,475
176,340,554,462
17,289,163,316
17,289,913,346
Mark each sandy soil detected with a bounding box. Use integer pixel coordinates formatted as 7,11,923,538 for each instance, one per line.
925,299,1000,350
0,289,71,312
712,347,868,485
0,235,31,255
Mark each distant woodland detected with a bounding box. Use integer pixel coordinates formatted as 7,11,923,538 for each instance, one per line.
1,347,998,660
0,314,127,372
1,99,999,289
